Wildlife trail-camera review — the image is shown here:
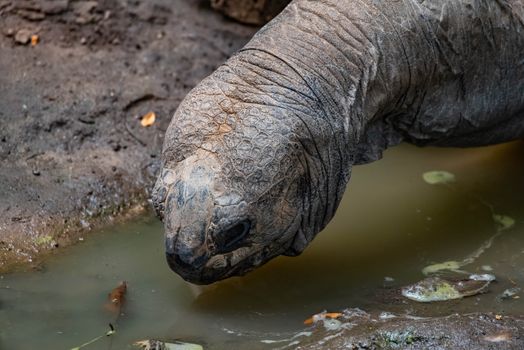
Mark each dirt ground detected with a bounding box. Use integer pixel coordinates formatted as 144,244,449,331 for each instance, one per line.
0,0,257,272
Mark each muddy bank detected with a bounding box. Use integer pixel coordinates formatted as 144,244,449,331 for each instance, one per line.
0,0,257,272
294,309,524,349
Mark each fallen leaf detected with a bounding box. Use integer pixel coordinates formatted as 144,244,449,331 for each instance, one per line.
422,170,455,185
402,277,490,303
422,260,462,275
31,34,39,46
140,112,156,127
493,214,515,230
304,312,342,325
105,281,127,314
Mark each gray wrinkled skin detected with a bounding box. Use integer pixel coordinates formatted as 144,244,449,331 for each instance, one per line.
153,0,524,284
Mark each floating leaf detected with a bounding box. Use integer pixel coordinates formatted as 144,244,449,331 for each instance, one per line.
493,214,515,230
402,276,490,302
422,170,455,185
140,111,156,127
422,260,462,275
105,281,127,314
303,312,342,325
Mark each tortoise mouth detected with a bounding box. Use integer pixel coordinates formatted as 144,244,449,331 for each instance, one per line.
166,244,266,284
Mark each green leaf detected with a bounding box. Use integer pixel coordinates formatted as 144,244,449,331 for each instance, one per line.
422,171,455,185
422,260,462,275
493,214,515,230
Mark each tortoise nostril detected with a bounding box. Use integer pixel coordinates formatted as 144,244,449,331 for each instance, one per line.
215,219,251,253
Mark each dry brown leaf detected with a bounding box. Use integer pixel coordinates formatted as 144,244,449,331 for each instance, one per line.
304,312,343,325
140,112,156,127
105,281,127,314
30,34,39,46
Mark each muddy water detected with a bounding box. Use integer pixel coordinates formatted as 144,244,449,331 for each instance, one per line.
1,142,524,349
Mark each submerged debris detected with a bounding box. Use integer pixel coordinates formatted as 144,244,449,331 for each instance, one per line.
134,339,203,350
401,276,491,302
422,261,463,275
493,214,515,230
422,170,455,185
70,324,116,350
420,169,516,279
498,287,521,300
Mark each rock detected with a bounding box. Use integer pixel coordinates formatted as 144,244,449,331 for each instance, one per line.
73,1,98,24
40,0,69,15
469,273,496,282
14,29,32,45
17,9,46,21
499,287,521,300
210,0,290,25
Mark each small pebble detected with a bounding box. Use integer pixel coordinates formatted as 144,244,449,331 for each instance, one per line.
499,287,521,300
32,169,41,176
379,312,396,320
323,318,342,331
14,29,32,44
469,274,496,282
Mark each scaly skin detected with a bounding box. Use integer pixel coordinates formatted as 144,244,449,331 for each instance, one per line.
153,0,524,284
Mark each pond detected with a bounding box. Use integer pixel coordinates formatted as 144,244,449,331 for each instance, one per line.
1,142,523,349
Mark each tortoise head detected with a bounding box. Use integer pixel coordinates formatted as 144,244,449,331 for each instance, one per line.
152,63,350,284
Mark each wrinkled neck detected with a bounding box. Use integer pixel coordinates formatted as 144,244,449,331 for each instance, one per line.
240,0,399,149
